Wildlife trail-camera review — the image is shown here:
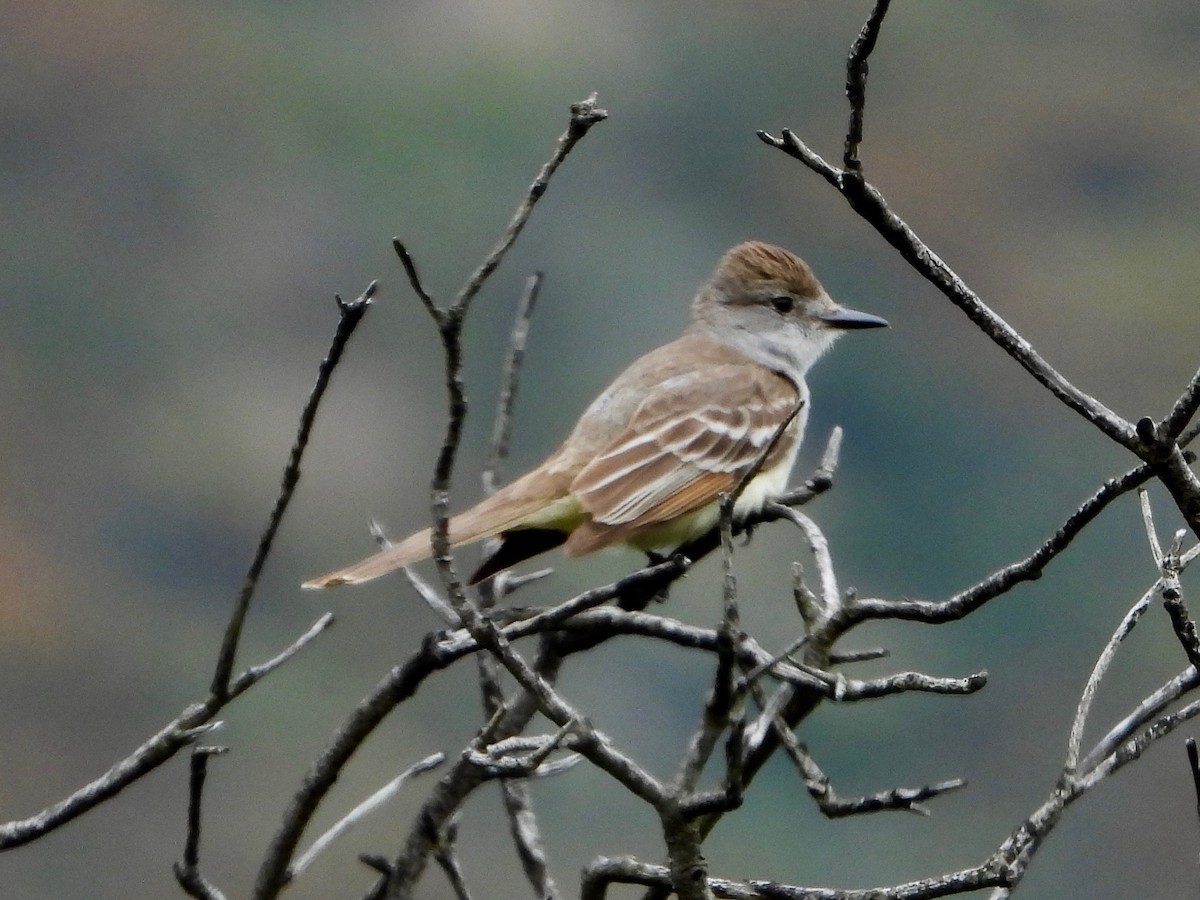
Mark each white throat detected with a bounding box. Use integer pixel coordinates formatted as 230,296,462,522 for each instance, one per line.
696,318,838,388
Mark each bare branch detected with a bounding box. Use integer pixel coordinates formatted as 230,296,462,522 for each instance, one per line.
288,753,445,882
843,0,893,172
1144,442,1200,541
791,563,824,629
1160,365,1200,441
1187,738,1200,835
669,416,805,804
828,647,889,665
496,566,555,597
1065,584,1157,774
778,730,963,818
400,564,461,627
845,463,1154,625
499,777,561,900
581,855,1009,900
773,426,842,509
253,643,472,897
468,723,578,778
1159,530,1200,670
757,133,1137,452
736,633,809,691
1081,666,1200,773
1139,488,1166,565
432,818,474,900
1163,593,1200,671
212,282,373,698
173,747,231,900
766,504,839,624
834,670,987,701
228,613,335,696
456,606,670,808
1078,697,1200,790
403,96,607,607
756,129,841,189
483,272,543,495
501,555,690,639
451,95,606,318
0,612,329,850
671,614,740,801
381,671,557,900
391,240,438,320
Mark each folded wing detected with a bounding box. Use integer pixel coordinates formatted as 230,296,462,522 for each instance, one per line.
565,364,801,554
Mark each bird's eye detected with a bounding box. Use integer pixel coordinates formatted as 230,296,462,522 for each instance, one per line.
769,294,795,314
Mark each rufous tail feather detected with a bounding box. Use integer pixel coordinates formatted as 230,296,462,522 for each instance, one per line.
302,470,576,589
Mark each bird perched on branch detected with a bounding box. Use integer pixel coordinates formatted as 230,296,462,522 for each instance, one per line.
304,241,887,589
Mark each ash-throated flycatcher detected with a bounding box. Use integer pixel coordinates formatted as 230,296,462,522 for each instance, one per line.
304,241,887,589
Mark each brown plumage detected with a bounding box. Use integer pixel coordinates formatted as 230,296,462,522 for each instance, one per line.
303,241,887,589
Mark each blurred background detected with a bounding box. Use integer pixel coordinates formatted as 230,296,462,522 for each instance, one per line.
4,0,1200,897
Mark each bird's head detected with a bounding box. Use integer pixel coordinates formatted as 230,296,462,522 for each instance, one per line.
693,241,888,381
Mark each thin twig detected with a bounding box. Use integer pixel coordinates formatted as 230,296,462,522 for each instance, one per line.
381,665,558,900
828,647,889,665
402,97,606,612
1163,592,1200,671
833,669,987,701
456,607,669,807
392,241,438,320
774,426,843,508
1081,666,1200,773
432,818,474,900
483,272,543,495
1078,697,1200,790
253,647,472,897
228,613,335,696
1065,584,1158,774
1139,488,1164,565
0,613,330,850
288,753,445,882
399,564,461,627
845,463,1155,625
777,726,963,818
672,403,803,802
581,855,1009,900
671,584,739,799
211,282,374,698
791,563,823,629
450,96,606,318
843,0,892,172
766,504,839,624
1187,738,1200,836
1160,366,1200,441
496,566,555,597
1159,530,1200,669
173,747,231,900
500,775,562,900
254,565,701,892
736,633,810,691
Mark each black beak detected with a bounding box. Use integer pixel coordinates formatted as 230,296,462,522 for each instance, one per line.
820,306,889,330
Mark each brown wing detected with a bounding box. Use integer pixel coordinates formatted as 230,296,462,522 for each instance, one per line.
565,364,800,552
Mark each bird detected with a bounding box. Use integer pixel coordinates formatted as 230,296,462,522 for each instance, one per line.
303,241,887,589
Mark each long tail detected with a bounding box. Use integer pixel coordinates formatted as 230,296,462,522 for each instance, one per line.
302,468,577,589
301,527,439,588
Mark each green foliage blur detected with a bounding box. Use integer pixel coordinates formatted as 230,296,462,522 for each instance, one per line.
3,1,1200,897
